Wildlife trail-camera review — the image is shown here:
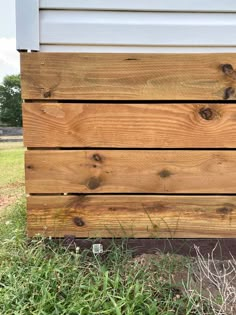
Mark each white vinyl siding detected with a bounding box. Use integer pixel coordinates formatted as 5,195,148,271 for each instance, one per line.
40,11,236,47
39,0,236,12
16,0,236,52
40,46,236,53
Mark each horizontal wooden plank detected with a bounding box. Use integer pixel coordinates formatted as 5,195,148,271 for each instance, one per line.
23,103,236,148
21,53,236,100
39,0,236,12
40,11,236,47
25,150,236,193
27,195,236,238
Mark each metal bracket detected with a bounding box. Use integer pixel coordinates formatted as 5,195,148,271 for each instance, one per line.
92,243,104,254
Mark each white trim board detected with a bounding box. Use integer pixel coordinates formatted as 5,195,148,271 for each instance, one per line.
39,0,236,12
40,11,236,47
40,45,236,53
16,0,39,51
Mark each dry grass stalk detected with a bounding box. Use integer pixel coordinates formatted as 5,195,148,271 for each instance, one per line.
184,244,236,315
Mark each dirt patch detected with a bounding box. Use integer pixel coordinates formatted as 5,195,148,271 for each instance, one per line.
0,195,17,212
129,253,236,314
128,254,236,315
0,181,24,213
0,181,24,190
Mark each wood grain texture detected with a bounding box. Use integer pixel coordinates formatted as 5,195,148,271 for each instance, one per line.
25,150,236,193
23,103,236,148
27,195,236,238
20,53,236,100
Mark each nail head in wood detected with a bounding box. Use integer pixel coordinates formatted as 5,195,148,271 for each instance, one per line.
92,154,102,162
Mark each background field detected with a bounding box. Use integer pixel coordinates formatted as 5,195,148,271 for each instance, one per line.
0,142,24,212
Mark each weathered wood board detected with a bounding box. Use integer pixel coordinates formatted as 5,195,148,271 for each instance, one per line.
21,53,236,100
23,103,236,148
25,150,236,194
21,52,236,241
27,195,236,238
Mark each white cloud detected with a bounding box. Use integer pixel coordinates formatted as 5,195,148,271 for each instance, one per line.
0,38,20,83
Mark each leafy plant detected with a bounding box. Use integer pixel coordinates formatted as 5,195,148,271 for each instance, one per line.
0,74,22,126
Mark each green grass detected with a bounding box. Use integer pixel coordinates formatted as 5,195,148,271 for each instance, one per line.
0,142,25,213
0,201,196,315
0,142,24,187
0,143,200,315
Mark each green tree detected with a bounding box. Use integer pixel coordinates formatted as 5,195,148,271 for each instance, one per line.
0,74,22,126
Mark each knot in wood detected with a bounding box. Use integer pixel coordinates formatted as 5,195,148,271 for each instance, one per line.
199,107,214,120
73,217,85,227
159,169,172,178
125,58,138,61
224,87,235,100
87,177,101,190
221,64,234,75
216,205,233,216
43,91,51,98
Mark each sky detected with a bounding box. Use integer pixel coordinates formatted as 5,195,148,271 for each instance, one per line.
0,0,20,83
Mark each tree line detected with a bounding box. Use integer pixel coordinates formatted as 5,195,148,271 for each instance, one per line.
0,74,22,127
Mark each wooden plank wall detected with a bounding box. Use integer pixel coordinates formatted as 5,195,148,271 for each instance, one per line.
21,53,236,100
21,53,236,239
